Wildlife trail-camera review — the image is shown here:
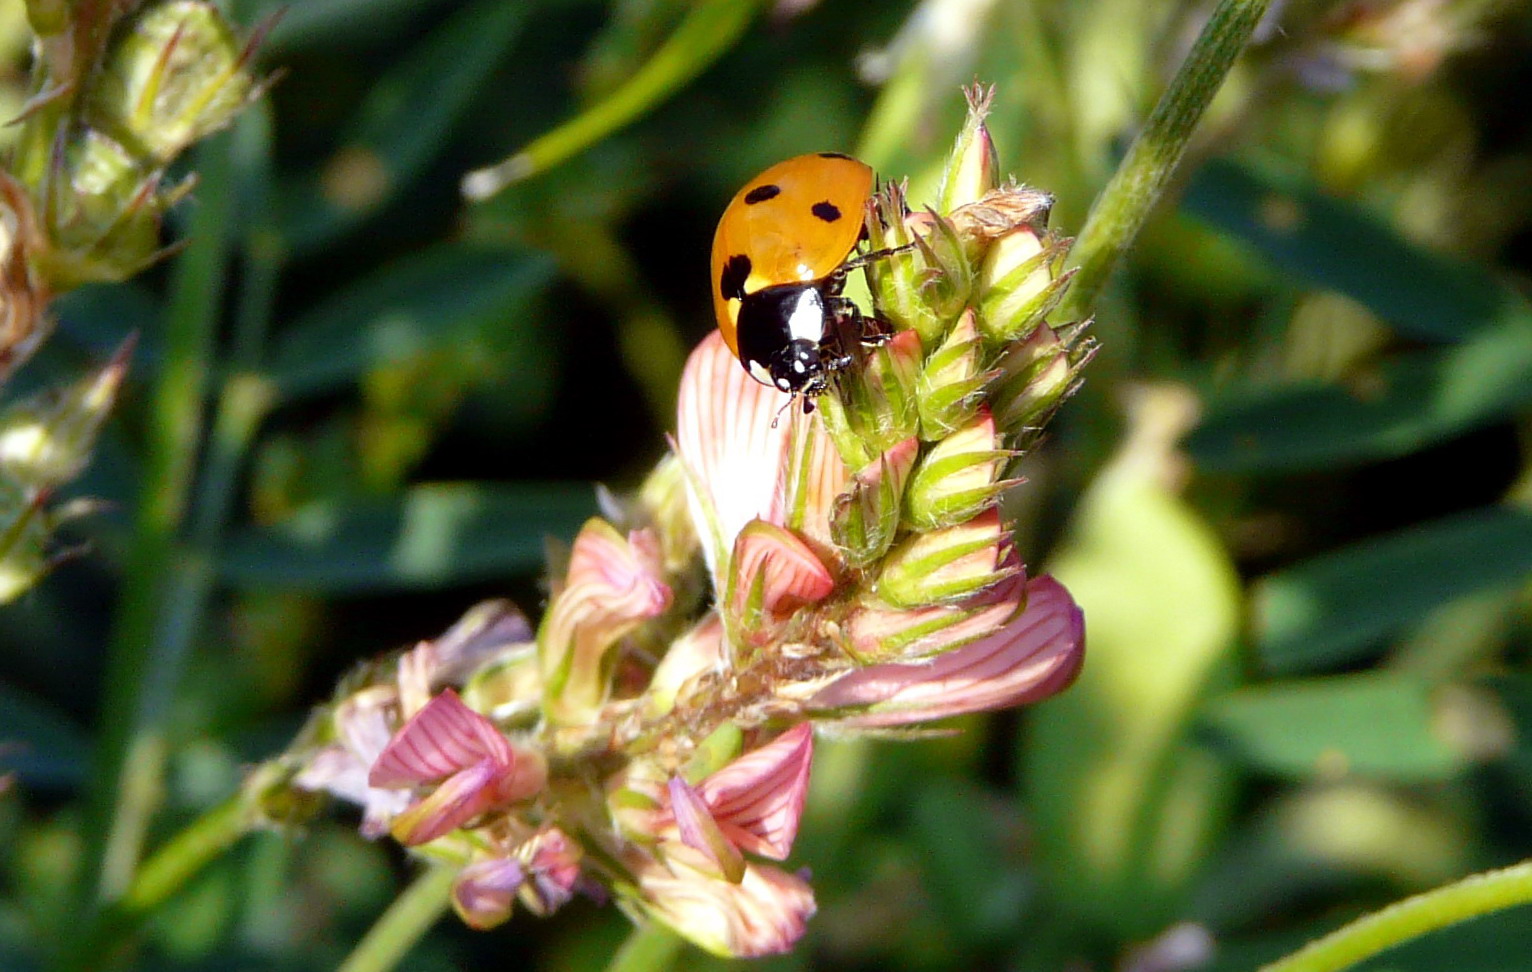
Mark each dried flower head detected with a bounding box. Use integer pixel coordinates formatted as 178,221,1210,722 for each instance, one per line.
275,86,1092,958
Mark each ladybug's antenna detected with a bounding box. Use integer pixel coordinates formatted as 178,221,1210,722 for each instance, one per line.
771,394,797,429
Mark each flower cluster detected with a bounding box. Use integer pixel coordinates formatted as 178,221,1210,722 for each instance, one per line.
277,87,1093,958
0,0,265,600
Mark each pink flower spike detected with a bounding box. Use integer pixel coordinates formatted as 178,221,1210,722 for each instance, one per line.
452,857,525,930
730,520,835,629
669,775,746,883
675,331,794,577
807,574,1084,727
696,723,814,861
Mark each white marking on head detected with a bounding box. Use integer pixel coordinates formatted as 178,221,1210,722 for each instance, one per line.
785,289,825,343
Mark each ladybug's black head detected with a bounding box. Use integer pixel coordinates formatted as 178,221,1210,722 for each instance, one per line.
768,338,823,393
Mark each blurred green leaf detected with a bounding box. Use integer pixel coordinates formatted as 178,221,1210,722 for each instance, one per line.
907,784,1030,950
219,482,592,591
1201,673,1471,781
1184,157,1532,344
1254,506,1532,673
276,0,530,252
265,243,555,399
246,0,448,52
1023,391,1242,939
1188,322,1532,473
0,681,90,788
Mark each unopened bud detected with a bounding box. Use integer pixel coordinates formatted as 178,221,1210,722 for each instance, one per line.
990,321,1095,439
863,182,942,341
977,227,1073,342
904,408,1013,531
818,329,921,469
909,209,974,327
86,0,260,164
0,478,50,604
461,642,541,726
0,336,132,494
916,309,988,440
43,130,168,286
876,508,1017,608
936,85,1000,213
843,564,1025,662
831,437,918,568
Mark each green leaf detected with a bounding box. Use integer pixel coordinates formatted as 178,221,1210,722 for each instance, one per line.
0,682,90,788
1200,673,1473,781
276,0,531,252
1022,391,1243,939
1254,506,1532,673
218,482,593,591
1183,157,1531,344
264,243,555,399
246,0,450,53
1187,322,1532,473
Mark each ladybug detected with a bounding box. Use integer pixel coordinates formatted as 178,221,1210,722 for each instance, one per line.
711,152,890,398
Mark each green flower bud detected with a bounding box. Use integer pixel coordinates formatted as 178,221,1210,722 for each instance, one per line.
875,508,1017,608
903,408,1014,532
41,129,170,286
831,437,919,569
864,182,943,341
977,227,1074,343
818,329,922,469
0,337,132,493
462,642,542,726
990,321,1096,440
86,0,260,164
909,209,974,328
917,309,988,440
0,477,51,604
936,84,999,214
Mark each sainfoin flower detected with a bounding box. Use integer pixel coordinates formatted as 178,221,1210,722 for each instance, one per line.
272,85,1092,959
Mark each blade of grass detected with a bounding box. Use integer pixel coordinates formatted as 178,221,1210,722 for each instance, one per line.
335,865,456,972
1058,0,1274,322
65,128,240,971
461,0,767,199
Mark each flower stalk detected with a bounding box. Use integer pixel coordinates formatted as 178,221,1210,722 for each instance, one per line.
273,85,1092,959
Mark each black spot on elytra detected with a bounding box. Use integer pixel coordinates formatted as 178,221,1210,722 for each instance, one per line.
817,152,854,160
719,253,751,299
744,184,781,205
811,201,841,223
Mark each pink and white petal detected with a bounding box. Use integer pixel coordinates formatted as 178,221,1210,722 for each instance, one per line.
452,857,526,930
369,689,506,788
782,409,850,555
636,858,816,958
808,575,1084,727
396,641,436,719
520,828,583,915
730,520,835,620
676,331,793,576
669,776,746,883
696,723,813,860
647,613,727,717
390,760,502,845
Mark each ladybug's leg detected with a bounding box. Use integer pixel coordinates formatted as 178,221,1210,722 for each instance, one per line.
824,295,892,349
838,240,917,273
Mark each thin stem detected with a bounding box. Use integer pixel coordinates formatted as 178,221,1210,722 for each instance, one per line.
604,923,686,972
461,0,765,198
79,128,239,915
335,866,457,972
1058,0,1273,322
1260,859,1532,972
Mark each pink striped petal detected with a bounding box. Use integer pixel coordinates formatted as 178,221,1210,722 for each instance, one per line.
781,406,850,556
696,724,813,860
669,776,746,883
369,689,512,788
676,331,795,576
390,760,502,845
730,520,836,630
521,828,583,915
807,575,1084,727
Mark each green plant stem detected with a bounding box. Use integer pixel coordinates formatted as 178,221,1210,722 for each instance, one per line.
335,866,457,972
605,923,686,972
77,130,239,927
1260,859,1532,972
1057,0,1272,322
460,0,766,199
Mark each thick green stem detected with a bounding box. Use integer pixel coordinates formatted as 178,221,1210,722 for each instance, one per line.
79,129,238,918
1260,859,1532,972
1058,0,1272,322
335,866,456,972
605,923,686,972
